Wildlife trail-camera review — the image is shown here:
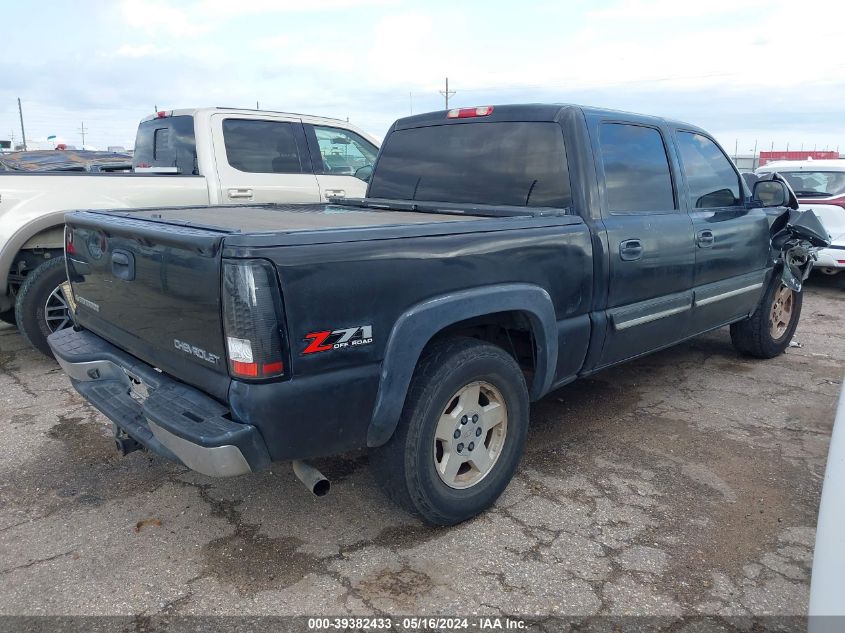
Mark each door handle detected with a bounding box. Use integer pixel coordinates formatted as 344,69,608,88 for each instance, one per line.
324,189,346,199
227,188,253,199
697,229,715,248
619,239,643,261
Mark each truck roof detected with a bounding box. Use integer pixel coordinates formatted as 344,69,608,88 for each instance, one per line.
757,159,845,172
139,107,349,126
392,103,702,134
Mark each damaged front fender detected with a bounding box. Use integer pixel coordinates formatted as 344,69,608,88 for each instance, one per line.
753,171,832,292
770,207,832,292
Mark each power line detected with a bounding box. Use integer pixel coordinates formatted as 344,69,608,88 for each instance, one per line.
439,77,456,109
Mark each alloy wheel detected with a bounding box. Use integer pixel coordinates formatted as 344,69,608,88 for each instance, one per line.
768,284,794,340
433,381,508,489
44,281,73,333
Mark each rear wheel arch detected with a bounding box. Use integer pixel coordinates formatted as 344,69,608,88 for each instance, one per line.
366,284,558,448
1,216,68,297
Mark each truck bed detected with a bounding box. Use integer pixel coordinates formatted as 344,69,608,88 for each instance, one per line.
64,201,586,405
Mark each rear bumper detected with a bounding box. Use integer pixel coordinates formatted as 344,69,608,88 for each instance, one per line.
48,327,270,477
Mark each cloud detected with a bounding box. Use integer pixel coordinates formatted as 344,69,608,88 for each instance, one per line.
119,0,397,37
115,43,160,58
119,0,211,37
3,0,845,152
254,35,291,50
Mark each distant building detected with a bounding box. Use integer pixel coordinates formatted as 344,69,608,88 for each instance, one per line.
759,150,840,166
733,154,759,172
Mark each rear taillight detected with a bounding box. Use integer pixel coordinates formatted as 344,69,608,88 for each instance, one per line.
65,227,76,255
222,259,287,380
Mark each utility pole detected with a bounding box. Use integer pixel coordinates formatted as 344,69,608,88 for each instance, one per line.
79,121,88,148
439,77,455,109
409,92,413,115
256,101,259,110
17,98,27,151
752,139,758,170
734,139,738,162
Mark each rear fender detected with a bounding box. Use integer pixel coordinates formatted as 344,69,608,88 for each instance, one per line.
0,212,68,297
366,283,558,447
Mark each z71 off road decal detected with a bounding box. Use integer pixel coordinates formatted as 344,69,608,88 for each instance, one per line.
302,325,373,355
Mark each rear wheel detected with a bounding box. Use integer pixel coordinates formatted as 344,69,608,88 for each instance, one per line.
15,256,72,357
730,278,802,359
371,337,529,525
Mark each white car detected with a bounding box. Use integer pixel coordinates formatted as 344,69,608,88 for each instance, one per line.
0,107,380,355
756,160,845,276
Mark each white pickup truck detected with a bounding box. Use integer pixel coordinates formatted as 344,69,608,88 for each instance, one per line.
0,107,379,355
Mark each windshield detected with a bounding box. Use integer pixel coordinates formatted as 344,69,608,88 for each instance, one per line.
132,115,197,174
779,171,845,198
368,121,572,208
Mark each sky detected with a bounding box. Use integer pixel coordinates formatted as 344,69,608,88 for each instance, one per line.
1,0,844,155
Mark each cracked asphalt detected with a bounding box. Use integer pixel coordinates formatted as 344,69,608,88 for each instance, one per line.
0,275,842,621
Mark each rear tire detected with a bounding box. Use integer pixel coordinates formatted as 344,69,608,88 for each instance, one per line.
730,277,802,359
370,337,530,525
15,256,72,358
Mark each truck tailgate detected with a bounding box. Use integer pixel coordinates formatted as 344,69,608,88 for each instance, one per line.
66,211,232,400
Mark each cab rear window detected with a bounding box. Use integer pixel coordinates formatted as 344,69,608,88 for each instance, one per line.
368,122,572,208
132,116,197,174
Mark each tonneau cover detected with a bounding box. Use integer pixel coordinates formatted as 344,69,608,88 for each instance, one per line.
117,203,479,234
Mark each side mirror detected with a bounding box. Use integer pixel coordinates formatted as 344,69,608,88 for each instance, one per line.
753,179,789,207
354,164,373,183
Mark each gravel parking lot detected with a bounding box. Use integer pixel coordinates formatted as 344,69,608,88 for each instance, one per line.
0,276,842,625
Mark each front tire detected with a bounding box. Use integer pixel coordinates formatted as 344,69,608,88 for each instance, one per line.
371,337,530,525
730,277,803,359
15,257,73,358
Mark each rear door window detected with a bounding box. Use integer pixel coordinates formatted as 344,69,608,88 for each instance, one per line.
368,121,572,208
133,115,197,174
309,125,378,176
676,132,742,208
222,119,307,174
598,123,676,213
